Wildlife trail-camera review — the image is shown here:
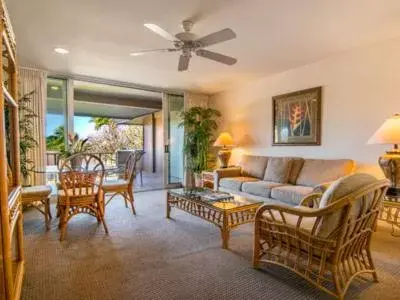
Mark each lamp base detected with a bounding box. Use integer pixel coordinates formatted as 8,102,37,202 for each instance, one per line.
378,151,400,194
217,148,232,168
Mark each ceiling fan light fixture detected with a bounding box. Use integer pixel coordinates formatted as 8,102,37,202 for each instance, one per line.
139,21,237,71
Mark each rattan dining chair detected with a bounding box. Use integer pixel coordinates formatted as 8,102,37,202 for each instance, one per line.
102,152,138,215
57,153,107,241
252,173,389,300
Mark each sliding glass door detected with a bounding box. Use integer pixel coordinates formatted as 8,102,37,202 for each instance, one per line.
45,78,67,185
163,93,184,187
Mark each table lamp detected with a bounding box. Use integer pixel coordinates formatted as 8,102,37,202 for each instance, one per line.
214,132,235,168
368,113,400,196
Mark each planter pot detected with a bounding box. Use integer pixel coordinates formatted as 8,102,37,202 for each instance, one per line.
70,156,83,170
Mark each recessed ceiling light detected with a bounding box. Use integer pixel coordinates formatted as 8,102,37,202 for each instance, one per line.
54,48,69,55
50,86,60,91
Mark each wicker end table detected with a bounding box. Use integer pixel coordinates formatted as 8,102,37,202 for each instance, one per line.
379,195,400,236
166,188,263,249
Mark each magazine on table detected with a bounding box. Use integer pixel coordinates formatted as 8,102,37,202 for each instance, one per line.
196,191,233,202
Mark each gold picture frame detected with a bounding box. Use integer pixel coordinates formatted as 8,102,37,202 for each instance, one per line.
272,87,322,146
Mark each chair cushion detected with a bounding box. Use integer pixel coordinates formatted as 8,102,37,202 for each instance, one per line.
263,157,293,183
22,185,52,198
271,185,313,205
239,155,269,179
317,173,379,238
296,159,355,187
219,177,259,191
288,157,305,185
262,208,317,233
58,187,99,197
242,181,284,198
102,180,129,191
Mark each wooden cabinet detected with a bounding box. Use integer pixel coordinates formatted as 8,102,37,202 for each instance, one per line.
0,1,24,299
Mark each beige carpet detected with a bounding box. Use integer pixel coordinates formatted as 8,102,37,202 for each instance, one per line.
21,190,400,300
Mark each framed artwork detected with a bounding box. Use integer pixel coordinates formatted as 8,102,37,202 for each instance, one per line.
272,87,322,146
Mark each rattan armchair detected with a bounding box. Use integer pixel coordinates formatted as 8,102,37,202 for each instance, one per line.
253,173,389,300
57,153,107,241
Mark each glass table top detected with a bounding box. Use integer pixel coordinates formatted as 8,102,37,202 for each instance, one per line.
168,187,263,209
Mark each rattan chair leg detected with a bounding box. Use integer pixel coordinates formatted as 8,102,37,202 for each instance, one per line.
59,210,68,241
332,265,343,299
128,188,136,215
124,193,128,208
44,198,50,230
56,202,61,218
366,248,379,282
98,205,109,234
47,198,52,219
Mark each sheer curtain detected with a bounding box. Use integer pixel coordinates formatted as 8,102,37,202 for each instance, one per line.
18,67,47,185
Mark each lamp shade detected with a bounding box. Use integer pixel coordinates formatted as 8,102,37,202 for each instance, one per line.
214,132,234,147
368,113,400,145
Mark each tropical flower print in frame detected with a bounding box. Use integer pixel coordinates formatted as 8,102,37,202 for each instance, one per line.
273,87,321,145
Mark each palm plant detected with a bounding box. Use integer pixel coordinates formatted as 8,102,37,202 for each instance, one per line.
180,106,221,176
5,90,39,180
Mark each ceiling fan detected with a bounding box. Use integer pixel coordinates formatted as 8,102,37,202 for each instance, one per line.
130,21,237,71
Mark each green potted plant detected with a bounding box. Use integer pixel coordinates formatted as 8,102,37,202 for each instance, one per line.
61,133,90,168
5,90,39,186
180,106,221,187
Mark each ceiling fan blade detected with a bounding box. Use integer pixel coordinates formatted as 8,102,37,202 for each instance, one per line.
196,49,237,65
144,23,176,41
178,55,190,71
130,49,177,56
195,28,236,47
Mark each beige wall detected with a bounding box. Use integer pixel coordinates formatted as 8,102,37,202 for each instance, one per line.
210,37,400,176
142,111,163,174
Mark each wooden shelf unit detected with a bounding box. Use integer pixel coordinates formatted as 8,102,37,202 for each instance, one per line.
0,1,24,299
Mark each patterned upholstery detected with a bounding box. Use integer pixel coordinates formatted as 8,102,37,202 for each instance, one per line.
296,159,355,187
219,177,259,192
242,181,284,198
263,157,293,183
270,185,313,205
239,155,269,179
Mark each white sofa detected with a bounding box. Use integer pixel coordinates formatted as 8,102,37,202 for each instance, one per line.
214,155,355,206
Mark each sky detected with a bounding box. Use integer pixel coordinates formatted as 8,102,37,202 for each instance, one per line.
46,114,96,138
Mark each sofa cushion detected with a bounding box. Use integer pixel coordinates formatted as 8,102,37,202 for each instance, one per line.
288,157,305,185
296,159,355,187
317,173,379,238
219,177,259,192
240,155,269,180
264,157,293,183
242,181,284,198
271,185,313,205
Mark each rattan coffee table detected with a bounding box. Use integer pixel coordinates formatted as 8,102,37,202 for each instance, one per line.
166,188,263,249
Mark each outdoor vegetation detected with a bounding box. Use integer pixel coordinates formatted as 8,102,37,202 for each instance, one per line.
46,117,144,156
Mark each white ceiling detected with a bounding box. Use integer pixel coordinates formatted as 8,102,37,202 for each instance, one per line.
7,0,400,94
